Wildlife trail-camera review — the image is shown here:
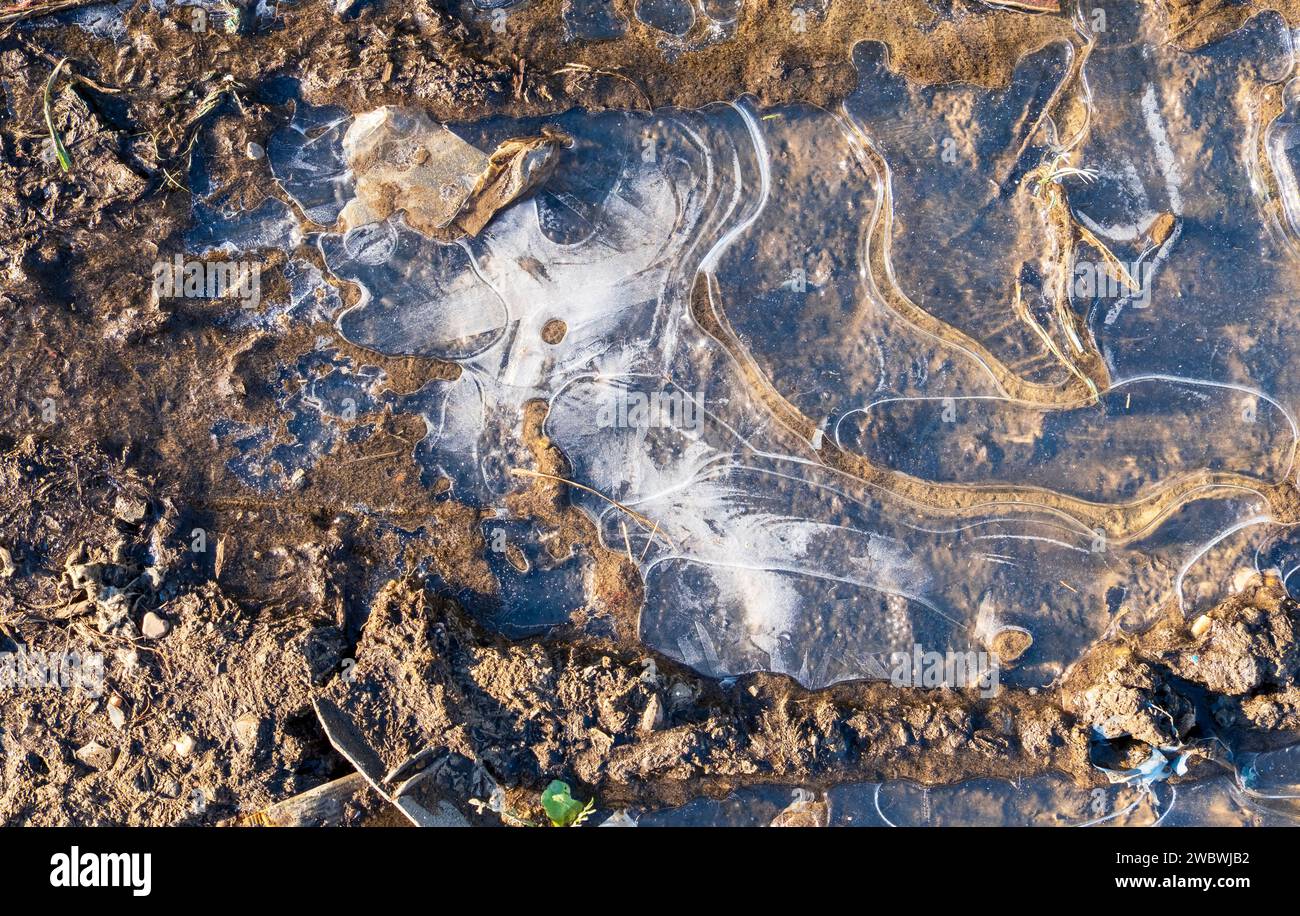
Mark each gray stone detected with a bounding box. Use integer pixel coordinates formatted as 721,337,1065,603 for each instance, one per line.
141,611,171,640
639,693,664,733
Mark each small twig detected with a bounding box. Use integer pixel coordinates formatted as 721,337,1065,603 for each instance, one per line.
619,520,634,564
337,450,401,466
508,467,674,550
638,519,661,562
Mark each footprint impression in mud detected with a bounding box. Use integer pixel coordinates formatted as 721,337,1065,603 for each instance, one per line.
243,6,1300,692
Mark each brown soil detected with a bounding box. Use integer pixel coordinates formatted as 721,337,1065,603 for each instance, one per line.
319,570,1300,819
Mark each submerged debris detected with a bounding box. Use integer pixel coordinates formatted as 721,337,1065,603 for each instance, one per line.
452,126,571,236
979,0,1060,11
770,789,829,827
340,105,570,240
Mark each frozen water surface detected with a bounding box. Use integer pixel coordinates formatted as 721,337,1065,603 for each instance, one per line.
639,738,1300,825
563,0,628,42
197,4,1300,819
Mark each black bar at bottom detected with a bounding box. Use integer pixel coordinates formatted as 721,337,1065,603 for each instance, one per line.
0,825,1278,901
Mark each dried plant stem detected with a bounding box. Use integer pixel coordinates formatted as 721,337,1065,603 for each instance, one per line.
619,520,634,564
0,0,104,25
508,467,674,551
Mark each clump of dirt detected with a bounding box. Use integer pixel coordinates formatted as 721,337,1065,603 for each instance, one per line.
1063,575,1300,754
0,437,363,825
318,572,1300,819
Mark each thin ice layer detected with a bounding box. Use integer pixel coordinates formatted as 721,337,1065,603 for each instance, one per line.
255,24,1300,692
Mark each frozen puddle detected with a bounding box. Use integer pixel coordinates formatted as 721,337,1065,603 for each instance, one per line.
622,737,1300,824
212,9,1300,700
640,739,1300,825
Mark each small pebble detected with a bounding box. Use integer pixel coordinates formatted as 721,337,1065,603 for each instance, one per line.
141,611,171,640
233,713,262,750
174,734,197,758
638,694,664,733
74,741,117,771
246,141,265,160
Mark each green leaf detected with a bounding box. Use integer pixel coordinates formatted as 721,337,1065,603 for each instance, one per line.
43,58,73,174
540,780,588,827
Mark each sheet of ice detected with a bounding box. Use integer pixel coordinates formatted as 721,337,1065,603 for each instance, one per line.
22,0,133,40
839,41,1080,393
1071,7,1299,397
243,13,1300,698
635,0,695,36
212,347,383,490
846,777,1175,827
563,0,628,41
461,517,590,636
637,785,812,827
219,258,341,331
268,102,355,226
187,196,300,257
633,751,1300,825
1234,743,1300,822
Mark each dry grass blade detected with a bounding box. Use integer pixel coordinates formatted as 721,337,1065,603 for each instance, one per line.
638,519,661,563
0,0,104,25
508,467,675,550
619,519,634,563
1076,222,1140,292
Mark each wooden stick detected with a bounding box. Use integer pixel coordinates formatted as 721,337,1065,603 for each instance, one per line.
508,467,675,550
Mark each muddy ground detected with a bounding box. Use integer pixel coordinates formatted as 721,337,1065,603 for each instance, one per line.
3,0,1300,826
